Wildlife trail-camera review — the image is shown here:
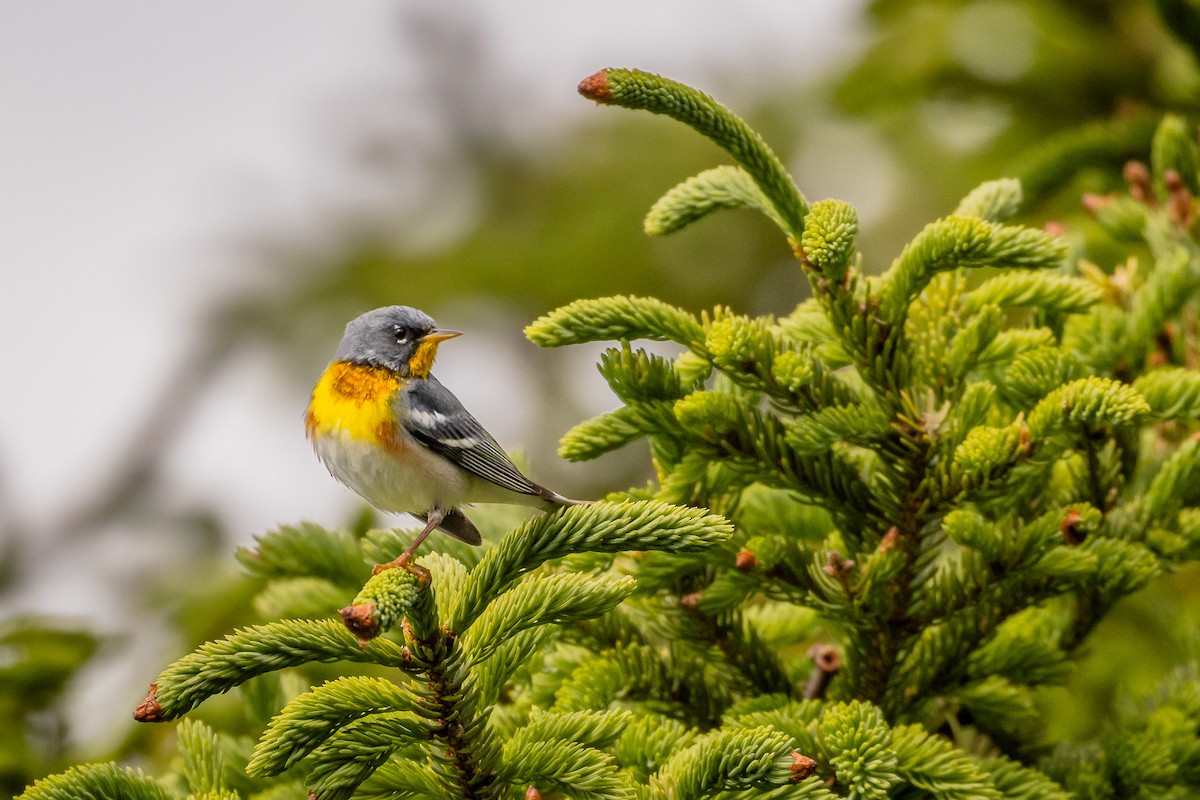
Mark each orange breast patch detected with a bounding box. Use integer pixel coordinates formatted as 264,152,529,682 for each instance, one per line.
306,361,403,446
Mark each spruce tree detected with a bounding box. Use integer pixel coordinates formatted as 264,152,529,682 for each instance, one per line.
19,69,1200,800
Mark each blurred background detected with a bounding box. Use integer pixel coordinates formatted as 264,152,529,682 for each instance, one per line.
2,0,1199,794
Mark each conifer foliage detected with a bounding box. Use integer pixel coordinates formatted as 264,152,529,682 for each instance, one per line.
20,71,1200,799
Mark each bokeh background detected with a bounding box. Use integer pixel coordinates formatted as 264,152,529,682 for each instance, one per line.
3,1,1199,795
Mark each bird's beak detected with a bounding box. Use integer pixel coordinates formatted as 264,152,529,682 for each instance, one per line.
423,329,463,344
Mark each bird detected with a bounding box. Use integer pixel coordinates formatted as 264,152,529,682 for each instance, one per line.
305,305,580,576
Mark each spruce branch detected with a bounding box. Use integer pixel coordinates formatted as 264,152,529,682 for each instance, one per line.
953,178,1024,222
303,711,430,800
983,756,1072,800
818,702,900,800
356,753,454,800
1002,348,1085,408
962,272,1103,315
769,348,862,409
670,390,877,528
451,501,732,631
475,627,556,707
599,346,695,403
976,328,1057,369
553,644,733,725
1133,367,1200,418
237,522,369,586
891,724,1003,800
1025,376,1151,439
645,165,789,235
648,727,805,800
880,216,1066,325
1151,113,1200,196
785,404,891,456
1141,437,1200,521
463,572,636,663
579,68,808,235
17,764,173,800
800,199,859,282
133,620,409,722
945,306,1005,381
515,708,634,750
559,402,681,462
498,739,633,800
249,676,423,778
526,295,705,349
178,718,229,797
254,576,348,621
1126,246,1200,364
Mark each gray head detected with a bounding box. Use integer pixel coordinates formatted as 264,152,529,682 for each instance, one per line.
335,306,461,377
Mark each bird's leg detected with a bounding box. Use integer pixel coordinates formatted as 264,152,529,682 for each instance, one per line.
372,509,444,583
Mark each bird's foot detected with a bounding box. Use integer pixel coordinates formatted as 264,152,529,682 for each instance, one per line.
373,555,431,585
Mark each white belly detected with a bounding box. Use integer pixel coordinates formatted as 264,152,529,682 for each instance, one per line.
312,428,473,515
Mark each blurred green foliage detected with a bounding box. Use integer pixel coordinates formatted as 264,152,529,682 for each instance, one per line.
0,619,98,797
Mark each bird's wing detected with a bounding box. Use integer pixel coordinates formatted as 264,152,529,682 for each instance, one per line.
397,377,545,498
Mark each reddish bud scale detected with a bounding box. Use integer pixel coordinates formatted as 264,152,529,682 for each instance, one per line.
735,548,758,571
1060,509,1087,546
133,683,165,722
340,602,381,647
790,752,819,781
879,526,900,553
577,71,613,103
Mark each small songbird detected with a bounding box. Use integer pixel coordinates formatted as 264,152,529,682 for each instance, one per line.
305,306,580,574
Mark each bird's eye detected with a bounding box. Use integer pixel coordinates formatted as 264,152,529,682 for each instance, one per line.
393,325,409,344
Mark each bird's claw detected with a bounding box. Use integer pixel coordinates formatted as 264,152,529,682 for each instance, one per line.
373,556,431,586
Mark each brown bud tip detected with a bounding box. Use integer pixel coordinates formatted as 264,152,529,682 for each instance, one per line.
879,526,900,553
822,551,855,578
1148,349,1168,367
577,70,613,103
133,683,164,722
1124,160,1151,185
735,548,757,572
526,786,542,800
1165,169,1185,191
1059,508,1086,545
1124,160,1152,203
1081,193,1113,214
339,603,379,647
1017,424,1032,456
1043,220,1066,236
808,643,842,673
308,791,318,800
679,591,703,610
790,752,819,781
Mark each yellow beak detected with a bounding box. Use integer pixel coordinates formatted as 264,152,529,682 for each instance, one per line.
422,329,463,344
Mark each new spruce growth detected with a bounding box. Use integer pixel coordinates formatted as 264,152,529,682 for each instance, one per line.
20,71,1200,800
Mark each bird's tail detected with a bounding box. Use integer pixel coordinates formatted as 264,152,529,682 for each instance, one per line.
535,485,587,511
417,508,482,546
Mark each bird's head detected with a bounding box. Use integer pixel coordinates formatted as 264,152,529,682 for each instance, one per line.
335,306,461,377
